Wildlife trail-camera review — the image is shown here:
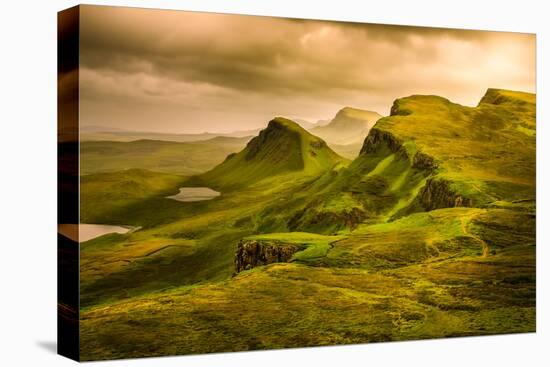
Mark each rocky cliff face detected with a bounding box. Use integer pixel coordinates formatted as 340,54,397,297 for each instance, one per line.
234,240,299,273
412,151,438,171
359,125,469,215
359,128,408,158
287,207,366,233
419,178,472,211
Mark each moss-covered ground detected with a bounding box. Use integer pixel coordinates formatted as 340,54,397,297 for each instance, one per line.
78,89,535,360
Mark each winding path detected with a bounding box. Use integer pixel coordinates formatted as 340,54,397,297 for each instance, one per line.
460,214,489,257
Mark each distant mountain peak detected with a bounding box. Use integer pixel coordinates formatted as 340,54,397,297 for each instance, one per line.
310,107,382,145
337,106,380,117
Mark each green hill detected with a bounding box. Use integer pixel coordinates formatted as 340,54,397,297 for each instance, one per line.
249,89,536,233
200,117,345,189
77,89,535,360
310,107,382,145
80,169,187,226
353,88,536,216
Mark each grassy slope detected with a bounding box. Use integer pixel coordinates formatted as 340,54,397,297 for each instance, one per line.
80,206,535,360
375,89,536,206
280,88,536,231
80,169,188,226
78,117,346,307
200,117,345,190
78,90,535,360
80,136,252,175
252,139,429,233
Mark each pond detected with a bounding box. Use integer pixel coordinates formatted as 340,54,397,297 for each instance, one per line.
58,224,134,242
166,187,221,202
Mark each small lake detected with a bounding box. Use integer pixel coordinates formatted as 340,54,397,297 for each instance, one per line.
166,187,221,202
59,224,134,242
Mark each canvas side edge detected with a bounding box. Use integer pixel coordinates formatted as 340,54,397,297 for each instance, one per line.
57,5,80,362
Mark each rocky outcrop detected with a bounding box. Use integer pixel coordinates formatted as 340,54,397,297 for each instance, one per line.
234,240,299,273
359,128,408,158
419,178,472,211
361,129,438,174
390,100,413,116
412,151,438,171
287,207,367,233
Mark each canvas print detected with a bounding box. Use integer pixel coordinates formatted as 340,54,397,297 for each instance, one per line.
57,5,536,361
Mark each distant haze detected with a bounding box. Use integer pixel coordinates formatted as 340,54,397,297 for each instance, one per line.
80,5,535,134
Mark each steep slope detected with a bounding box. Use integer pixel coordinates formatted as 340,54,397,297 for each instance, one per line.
255,89,536,233
310,107,382,145
344,88,536,218
199,117,344,189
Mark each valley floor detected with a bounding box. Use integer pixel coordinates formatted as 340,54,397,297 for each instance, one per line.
79,205,535,360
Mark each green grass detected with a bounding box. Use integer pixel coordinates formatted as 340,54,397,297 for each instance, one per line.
200,117,345,190
77,90,536,360
80,169,188,226
374,88,535,206
80,204,535,359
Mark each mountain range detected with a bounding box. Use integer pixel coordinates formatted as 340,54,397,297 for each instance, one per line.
77,88,536,360
80,107,380,159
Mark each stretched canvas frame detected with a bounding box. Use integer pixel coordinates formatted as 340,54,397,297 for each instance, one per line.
58,5,536,362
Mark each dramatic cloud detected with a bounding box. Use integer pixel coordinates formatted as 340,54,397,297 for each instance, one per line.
79,5,536,133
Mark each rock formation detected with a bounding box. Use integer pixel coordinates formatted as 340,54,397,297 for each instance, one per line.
419,178,472,211
234,240,299,273
359,128,408,158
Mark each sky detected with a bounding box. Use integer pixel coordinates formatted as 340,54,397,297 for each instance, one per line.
79,5,536,134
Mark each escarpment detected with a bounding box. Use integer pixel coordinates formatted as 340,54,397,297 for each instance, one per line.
359,125,437,173
287,206,367,233
359,128,408,158
358,119,471,216
390,99,412,116
234,240,300,273
412,151,438,171
419,178,472,211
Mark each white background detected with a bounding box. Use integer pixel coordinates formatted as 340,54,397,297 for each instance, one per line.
0,0,548,365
